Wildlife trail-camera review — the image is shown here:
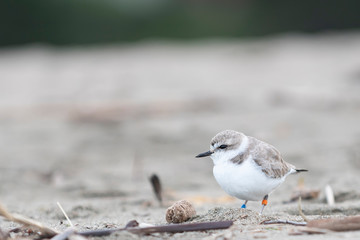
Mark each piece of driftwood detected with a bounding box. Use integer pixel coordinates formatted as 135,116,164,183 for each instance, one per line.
0,203,58,237
263,216,360,233
307,216,360,232
68,234,87,240
51,229,76,240
78,220,233,237
149,174,162,204
289,227,328,235
77,229,115,237
261,220,307,226
128,221,233,234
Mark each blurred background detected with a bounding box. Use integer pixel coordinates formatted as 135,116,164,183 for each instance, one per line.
0,0,360,221
1,0,360,46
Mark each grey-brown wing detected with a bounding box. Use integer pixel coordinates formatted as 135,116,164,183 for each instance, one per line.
249,137,293,178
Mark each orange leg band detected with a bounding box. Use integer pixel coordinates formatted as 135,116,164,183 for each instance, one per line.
262,199,268,205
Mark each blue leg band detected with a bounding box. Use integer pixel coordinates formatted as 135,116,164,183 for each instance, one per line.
241,204,246,208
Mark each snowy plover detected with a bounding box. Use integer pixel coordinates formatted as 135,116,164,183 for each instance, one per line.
196,130,307,214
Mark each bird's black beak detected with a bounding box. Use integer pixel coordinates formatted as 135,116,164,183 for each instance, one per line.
195,150,213,158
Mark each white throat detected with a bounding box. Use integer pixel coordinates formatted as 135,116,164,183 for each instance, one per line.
210,135,249,166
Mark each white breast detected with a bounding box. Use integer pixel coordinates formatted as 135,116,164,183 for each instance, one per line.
212,157,286,201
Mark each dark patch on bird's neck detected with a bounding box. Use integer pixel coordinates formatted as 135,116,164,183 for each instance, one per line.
229,137,254,164
230,151,250,165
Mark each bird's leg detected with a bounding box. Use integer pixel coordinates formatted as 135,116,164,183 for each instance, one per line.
260,195,268,215
241,200,248,209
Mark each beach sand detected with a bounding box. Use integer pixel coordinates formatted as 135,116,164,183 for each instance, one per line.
0,32,360,239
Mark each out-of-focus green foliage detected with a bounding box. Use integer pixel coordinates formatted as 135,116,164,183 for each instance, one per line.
1,0,359,46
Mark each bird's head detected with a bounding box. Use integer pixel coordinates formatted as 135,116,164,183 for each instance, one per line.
196,130,247,165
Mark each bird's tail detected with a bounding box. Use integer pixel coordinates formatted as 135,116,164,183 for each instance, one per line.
295,169,308,173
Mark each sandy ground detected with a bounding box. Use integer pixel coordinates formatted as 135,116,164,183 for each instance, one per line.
0,32,360,239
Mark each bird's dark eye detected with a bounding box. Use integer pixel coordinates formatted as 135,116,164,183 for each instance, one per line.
219,144,228,149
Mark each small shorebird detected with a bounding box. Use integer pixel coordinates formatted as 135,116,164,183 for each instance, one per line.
196,130,307,214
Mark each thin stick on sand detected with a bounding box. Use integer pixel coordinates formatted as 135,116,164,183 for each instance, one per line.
51,229,76,240
0,202,58,236
56,202,74,228
261,197,308,226
78,220,234,237
261,220,307,226
298,197,309,222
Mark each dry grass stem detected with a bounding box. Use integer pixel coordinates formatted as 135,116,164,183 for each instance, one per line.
56,202,74,227
0,202,58,236
298,197,309,222
261,220,307,226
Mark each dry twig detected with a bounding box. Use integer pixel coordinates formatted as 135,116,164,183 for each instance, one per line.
289,227,328,235
307,216,360,232
261,220,307,226
260,197,308,227
0,202,58,237
298,197,308,222
56,202,73,228
78,220,233,237
51,229,75,240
